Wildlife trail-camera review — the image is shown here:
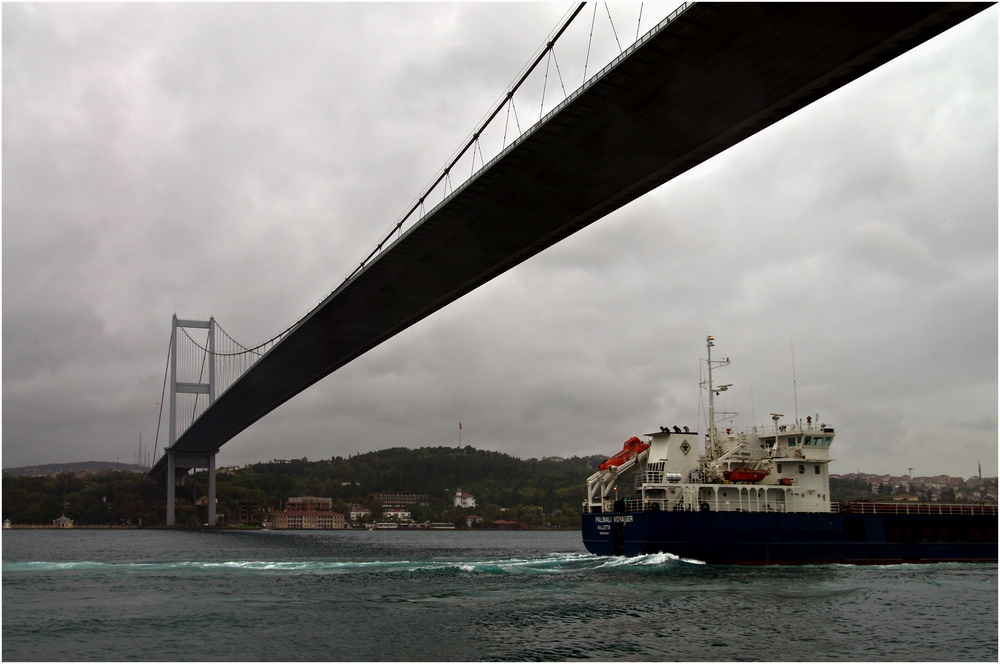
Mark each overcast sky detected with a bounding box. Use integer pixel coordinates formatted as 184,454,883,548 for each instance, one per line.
4,3,997,479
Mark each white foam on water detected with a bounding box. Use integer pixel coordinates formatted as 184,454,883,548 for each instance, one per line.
595,551,706,567
3,550,697,575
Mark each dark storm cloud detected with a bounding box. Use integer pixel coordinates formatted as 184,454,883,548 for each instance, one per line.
3,3,996,478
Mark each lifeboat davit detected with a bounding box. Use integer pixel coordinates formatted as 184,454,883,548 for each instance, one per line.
723,468,769,483
599,437,649,471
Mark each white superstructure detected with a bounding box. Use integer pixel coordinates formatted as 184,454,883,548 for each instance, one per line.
585,335,836,515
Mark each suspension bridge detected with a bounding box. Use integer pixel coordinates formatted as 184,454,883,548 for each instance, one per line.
149,2,990,524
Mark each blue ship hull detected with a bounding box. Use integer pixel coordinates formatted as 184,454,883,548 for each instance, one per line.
582,509,998,565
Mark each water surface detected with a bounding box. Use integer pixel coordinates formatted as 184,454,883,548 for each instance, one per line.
3,529,996,661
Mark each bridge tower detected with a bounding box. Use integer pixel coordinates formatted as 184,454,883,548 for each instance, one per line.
165,315,219,526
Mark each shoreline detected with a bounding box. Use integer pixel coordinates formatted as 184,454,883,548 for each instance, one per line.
3,524,581,531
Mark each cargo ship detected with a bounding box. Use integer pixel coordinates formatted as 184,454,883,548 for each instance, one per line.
581,336,998,564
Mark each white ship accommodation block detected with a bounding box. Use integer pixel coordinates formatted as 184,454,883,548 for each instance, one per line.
586,336,835,516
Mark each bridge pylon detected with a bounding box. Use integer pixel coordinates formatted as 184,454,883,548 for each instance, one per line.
165,315,218,526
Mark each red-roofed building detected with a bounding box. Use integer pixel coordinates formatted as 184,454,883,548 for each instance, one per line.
453,489,476,508
494,520,523,531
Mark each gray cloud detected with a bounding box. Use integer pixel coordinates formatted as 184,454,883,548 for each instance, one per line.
3,3,996,479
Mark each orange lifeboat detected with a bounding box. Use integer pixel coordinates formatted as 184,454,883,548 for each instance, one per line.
723,468,769,483
599,437,649,471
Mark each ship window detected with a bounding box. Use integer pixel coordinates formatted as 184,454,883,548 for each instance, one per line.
884,519,915,543
825,437,832,444
787,437,797,446
798,465,805,474
919,521,964,543
967,519,998,542
776,464,782,473
843,518,866,543
815,465,821,474
804,437,812,445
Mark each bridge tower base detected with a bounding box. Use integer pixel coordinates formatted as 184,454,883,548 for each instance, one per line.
165,449,218,526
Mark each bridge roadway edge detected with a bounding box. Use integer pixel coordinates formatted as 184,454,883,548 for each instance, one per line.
152,2,991,479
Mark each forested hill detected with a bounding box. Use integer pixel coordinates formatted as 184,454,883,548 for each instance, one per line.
3,460,147,477
2,446,607,527
6,447,983,527
317,446,602,505
243,447,605,525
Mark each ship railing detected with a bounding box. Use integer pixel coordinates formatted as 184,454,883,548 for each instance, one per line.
634,498,790,514
754,422,832,436
835,501,998,516
635,471,683,487
637,472,657,487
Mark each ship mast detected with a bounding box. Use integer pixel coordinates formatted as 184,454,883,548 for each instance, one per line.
704,335,731,459
707,335,716,450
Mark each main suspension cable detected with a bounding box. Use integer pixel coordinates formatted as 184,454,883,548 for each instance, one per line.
177,319,295,358
152,333,171,463
342,2,587,285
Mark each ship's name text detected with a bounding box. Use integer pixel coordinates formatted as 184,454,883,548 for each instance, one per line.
595,515,634,524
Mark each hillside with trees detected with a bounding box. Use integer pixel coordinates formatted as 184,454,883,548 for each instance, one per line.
2,447,604,528
2,470,165,526
3,461,148,477
8,448,991,527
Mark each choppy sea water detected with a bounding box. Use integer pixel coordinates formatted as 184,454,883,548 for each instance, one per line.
3,529,997,661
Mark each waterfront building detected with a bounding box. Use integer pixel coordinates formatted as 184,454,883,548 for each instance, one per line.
453,489,476,508
286,496,332,512
345,503,371,521
493,520,520,530
237,501,260,523
271,511,345,529
383,508,411,522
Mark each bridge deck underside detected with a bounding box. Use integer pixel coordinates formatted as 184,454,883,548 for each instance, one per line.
152,2,988,478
